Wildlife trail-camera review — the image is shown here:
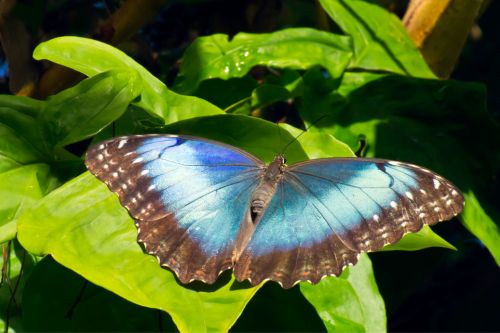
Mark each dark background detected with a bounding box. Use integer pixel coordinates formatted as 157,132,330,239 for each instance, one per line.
2,1,499,331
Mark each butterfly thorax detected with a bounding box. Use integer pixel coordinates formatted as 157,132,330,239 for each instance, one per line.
250,155,286,222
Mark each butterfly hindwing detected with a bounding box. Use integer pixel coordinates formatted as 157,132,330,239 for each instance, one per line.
234,158,464,288
234,178,360,288
85,134,264,284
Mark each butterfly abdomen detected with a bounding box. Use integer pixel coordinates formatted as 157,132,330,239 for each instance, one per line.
250,155,286,222
250,183,277,217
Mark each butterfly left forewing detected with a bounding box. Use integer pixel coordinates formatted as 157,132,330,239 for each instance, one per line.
86,134,264,284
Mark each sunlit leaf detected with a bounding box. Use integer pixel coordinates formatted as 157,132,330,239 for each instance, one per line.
17,172,259,333
0,164,58,244
461,192,500,265
41,70,142,147
33,37,223,123
301,254,386,333
174,28,352,94
16,115,304,332
319,0,434,78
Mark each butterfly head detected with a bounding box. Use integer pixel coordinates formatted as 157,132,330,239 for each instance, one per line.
274,154,287,168
262,154,287,182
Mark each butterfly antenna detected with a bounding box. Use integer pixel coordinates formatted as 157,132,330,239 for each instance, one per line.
280,114,331,155
277,122,283,155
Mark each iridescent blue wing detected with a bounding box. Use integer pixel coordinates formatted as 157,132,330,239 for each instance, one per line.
234,158,464,288
85,134,264,284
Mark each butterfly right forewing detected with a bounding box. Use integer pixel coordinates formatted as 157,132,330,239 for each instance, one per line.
234,158,464,288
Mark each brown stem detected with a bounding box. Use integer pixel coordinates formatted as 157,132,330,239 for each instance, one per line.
36,0,166,98
403,0,485,78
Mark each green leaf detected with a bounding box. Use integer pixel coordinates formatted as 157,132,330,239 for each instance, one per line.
0,122,42,173
0,125,60,242
282,124,355,159
460,192,500,265
174,28,352,94
0,95,42,118
17,172,259,333
0,240,40,333
381,225,456,252
33,36,166,119
0,95,59,244
162,114,308,164
16,115,307,332
22,256,177,332
226,70,303,114
0,164,59,244
162,87,224,124
40,70,142,148
252,70,304,109
0,104,47,158
195,77,258,111
300,254,386,333
33,36,223,123
319,0,435,78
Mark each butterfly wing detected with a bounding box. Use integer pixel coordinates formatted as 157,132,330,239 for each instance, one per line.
234,158,464,288
85,134,264,284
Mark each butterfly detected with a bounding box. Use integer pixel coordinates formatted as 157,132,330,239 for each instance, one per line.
85,134,464,288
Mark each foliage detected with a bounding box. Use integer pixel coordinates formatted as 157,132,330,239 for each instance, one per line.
0,0,498,332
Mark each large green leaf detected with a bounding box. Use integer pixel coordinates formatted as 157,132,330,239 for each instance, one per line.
16,112,409,332
16,115,304,332
40,70,142,148
162,115,307,164
0,241,40,333
319,0,435,78
301,254,386,333
0,105,46,158
0,165,58,244
0,95,42,118
17,172,259,333
16,110,459,331
284,124,354,160
174,28,352,94
227,70,304,115
22,257,176,332
0,122,42,173
0,95,60,243
33,36,223,123
161,86,224,124
380,225,456,252
461,192,500,265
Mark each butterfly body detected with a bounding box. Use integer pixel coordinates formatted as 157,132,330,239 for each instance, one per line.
85,134,464,288
250,155,285,218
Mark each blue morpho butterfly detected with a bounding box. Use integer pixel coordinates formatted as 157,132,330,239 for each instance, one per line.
85,134,464,288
